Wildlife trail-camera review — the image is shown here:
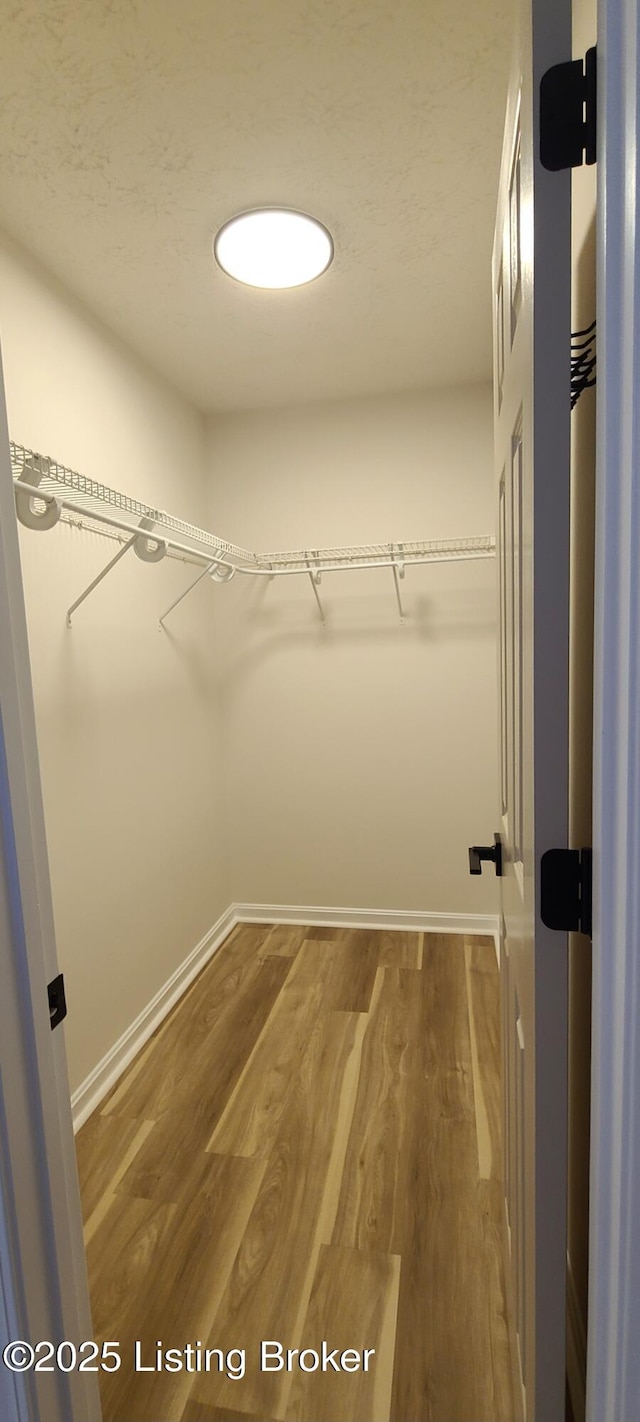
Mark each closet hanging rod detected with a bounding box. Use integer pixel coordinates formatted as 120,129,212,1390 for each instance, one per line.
13,482,236,575
15,485,495,576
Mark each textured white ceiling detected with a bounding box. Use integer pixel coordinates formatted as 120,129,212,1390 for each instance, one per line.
0,0,512,412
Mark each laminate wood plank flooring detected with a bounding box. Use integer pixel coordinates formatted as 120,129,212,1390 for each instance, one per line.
303,925,353,940
76,924,516,1422
80,1117,156,1246
421,933,476,1121
181,1405,274,1422
258,924,309,956
319,932,380,1013
75,1113,154,1225
89,1152,265,1422
207,940,352,1160
285,1244,400,1422
118,954,291,1202
376,930,424,970
190,1010,369,1420
301,926,423,969
390,936,510,1422
331,965,421,1255
101,923,274,1123
465,937,502,1180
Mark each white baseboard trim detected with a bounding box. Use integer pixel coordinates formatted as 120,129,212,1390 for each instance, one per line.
71,901,500,1133
567,1251,587,1422
235,902,500,937
71,903,237,1133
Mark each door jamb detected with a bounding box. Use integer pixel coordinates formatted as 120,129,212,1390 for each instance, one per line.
0,351,101,1422
587,1,640,1415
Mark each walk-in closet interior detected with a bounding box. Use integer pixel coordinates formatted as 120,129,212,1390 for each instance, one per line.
0,2,595,1421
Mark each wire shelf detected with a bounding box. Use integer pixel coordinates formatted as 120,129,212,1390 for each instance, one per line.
10,439,496,624
11,441,495,572
10,442,257,565
254,536,495,570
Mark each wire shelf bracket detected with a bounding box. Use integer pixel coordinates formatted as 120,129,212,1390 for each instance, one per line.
390,544,406,621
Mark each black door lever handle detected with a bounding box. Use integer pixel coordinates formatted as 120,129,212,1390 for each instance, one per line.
468,833,503,877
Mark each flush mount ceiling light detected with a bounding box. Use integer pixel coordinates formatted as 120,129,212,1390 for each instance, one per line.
213,208,333,289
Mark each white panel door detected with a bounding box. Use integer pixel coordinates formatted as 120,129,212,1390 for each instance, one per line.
0,349,101,1421
493,0,571,1418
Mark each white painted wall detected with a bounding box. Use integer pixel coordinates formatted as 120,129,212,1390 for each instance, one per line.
0,234,227,1094
206,386,499,917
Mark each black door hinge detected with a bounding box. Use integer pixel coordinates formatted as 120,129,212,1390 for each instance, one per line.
540,46,597,171
540,848,592,937
47,973,67,1031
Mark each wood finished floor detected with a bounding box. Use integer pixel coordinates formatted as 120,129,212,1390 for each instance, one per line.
75,925,516,1422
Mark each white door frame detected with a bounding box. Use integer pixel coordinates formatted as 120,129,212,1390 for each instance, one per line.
0,353,101,1422
587,1,640,1416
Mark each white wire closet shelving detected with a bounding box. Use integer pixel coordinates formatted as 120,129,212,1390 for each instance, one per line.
10,441,496,625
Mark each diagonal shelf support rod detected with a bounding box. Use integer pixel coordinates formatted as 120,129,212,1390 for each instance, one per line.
66,515,163,626
66,534,138,627
158,558,234,628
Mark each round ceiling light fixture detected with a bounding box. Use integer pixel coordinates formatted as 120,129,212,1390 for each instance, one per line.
213,208,333,289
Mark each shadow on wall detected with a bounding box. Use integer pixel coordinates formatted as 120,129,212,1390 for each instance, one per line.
214,584,496,687
159,623,218,699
